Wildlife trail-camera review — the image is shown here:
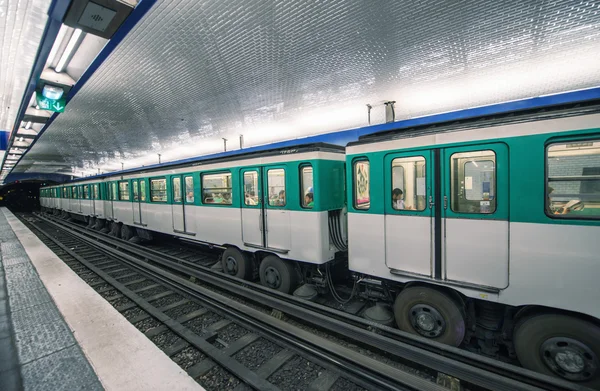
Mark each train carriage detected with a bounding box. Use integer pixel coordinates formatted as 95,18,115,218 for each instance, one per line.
42,143,347,291
346,109,600,386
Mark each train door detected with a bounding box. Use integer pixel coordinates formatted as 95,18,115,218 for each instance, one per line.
107,182,116,219
384,152,434,276
88,185,95,215
240,166,291,251
241,168,263,246
441,144,509,289
132,179,143,225
264,167,291,251
171,175,186,233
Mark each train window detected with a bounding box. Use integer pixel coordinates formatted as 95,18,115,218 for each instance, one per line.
119,181,130,201
112,183,118,200
450,150,496,214
93,184,99,200
72,186,77,199
547,140,600,219
300,165,314,209
132,181,139,201
172,177,182,203
184,176,194,203
150,179,167,202
354,160,370,210
202,172,232,204
140,181,146,202
391,156,426,211
267,169,286,207
244,172,259,206
83,185,90,199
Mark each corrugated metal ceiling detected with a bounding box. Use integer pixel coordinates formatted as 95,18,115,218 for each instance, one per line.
15,0,600,176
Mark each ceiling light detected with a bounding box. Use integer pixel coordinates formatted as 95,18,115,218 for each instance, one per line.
25,121,32,129
42,85,64,100
55,28,83,73
47,24,69,66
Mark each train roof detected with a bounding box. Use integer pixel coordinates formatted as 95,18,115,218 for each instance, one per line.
348,99,600,148
44,142,345,187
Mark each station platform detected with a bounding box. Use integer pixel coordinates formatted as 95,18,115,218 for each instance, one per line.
0,207,202,391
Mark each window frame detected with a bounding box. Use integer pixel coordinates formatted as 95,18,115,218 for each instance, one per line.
449,150,497,215
242,170,260,207
299,163,314,209
172,176,183,204
266,168,287,208
390,155,427,212
184,175,194,204
149,177,168,203
545,137,600,221
201,171,233,206
353,158,370,211
118,181,130,201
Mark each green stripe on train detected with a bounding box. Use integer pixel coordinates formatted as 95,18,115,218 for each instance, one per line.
346,127,600,226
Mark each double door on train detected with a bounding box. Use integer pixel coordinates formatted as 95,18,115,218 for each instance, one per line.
240,166,291,252
131,179,146,225
384,142,509,290
171,175,195,235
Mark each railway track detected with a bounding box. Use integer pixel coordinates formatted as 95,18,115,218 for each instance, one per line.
22,212,592,391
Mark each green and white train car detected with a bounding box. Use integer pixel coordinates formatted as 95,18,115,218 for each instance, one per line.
346,109,600,385
41,144,347,292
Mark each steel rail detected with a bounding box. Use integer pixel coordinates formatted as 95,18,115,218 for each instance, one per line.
28,216,448,391
35,212,593,391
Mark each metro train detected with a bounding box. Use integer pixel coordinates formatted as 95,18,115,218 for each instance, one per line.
40,104,600,387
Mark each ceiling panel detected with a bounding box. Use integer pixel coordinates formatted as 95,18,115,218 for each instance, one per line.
0,0,51,132
15,0,600,175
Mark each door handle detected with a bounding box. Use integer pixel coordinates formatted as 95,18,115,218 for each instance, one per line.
259,213,263,232
429,196,434,209
443,195,448,210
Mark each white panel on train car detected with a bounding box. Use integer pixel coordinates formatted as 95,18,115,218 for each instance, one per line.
444,219,509,289
385,215,433,276
242,208,262,246
266,209,291,251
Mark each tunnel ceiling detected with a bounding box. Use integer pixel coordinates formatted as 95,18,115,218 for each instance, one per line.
14,0,600,176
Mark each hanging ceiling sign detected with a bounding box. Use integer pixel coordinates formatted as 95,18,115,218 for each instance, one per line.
36,92,66,113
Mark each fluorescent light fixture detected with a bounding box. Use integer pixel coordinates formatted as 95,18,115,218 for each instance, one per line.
55,28,83,73
47,24,69,66
25,121,32,129
42,85,64,100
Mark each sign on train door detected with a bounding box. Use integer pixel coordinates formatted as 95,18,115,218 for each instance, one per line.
132,179,143,225
384,151,434,277
441,143,509,289
171,175,186,233
240,166,291,251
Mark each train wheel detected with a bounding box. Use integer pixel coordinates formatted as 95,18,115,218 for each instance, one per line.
120,225,134,241
221,248,252,280
393,286,465,346
259,255,298,294
514,314,600,388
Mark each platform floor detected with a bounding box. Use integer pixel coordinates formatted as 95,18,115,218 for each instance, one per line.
0,207,203,391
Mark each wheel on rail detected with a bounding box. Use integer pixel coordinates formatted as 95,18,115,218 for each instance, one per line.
221,247,252,280
259,255,298,294
109,222,121,237
514,313,600,389
393,285,465,346
120,224,134,241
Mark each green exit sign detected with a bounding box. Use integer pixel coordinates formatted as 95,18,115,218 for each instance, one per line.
36,93,66,113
